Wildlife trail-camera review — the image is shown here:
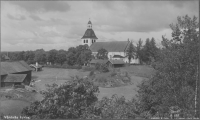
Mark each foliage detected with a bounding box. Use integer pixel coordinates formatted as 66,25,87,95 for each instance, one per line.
136,38,143,64
126,41,136,64
66,47,77,66
75,45,92,66
56,49,67,65
82,95,140,119
22,78,99,119
96,48,108,60
137,15,199,118
34,49,46,64
95,63,109,73
47,49,58,65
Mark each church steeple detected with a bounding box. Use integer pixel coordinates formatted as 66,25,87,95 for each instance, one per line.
87,18,92,29
81,19,98,46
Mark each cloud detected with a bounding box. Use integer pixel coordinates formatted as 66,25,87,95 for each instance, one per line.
92,1,199,33
7,14,26,20
9,1,70,13
29,14,43,21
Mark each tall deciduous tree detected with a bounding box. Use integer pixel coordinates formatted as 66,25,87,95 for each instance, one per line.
34,49,46,64
96,48,108,60
56,49,67,65
137,15,199,118
66,47,77,66
47,49,58,65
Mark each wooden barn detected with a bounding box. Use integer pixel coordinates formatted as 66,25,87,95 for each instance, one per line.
107,59,125,68
1,61,33,87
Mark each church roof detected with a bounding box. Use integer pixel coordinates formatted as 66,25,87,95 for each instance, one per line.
82,29,98,39
90,41,130,52
88,20,92,24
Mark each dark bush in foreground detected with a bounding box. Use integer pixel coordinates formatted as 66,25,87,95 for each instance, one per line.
22,78,99,119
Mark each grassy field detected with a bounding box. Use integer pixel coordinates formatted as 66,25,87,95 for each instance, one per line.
0,65,154,116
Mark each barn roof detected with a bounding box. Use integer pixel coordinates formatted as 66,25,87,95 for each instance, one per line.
90,41,130,52
3,74,27,82
90,59,108,64
109,59,125,65
81,29,98,39
1,61,32,75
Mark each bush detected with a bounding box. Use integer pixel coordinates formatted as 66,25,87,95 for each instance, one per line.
22,78,99,119
89,70,95,76
95,63,109,73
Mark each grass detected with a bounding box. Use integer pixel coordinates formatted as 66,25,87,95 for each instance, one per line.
0,65,154,115
121,65,155,78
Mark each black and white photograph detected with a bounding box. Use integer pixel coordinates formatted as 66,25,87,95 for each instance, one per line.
0,0,199,119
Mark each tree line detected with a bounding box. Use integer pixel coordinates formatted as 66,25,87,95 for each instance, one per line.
1,44,92,66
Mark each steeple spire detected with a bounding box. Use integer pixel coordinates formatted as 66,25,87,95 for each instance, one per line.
88,19,92,29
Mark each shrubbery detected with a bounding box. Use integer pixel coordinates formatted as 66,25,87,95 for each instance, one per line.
95,63,109,73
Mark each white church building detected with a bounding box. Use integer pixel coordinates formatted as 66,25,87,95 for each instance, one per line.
81,20,139,64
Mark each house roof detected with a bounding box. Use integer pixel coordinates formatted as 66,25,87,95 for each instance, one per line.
90,59,109,64
1,61,32,75
88,20,92,24
113,55,124,58
3,74,27,82
90,41,130,52
109,59,125,65
81,29,98,39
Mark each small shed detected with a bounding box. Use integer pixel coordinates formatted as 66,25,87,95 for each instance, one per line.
1,74,27,87
90,59,109,67
107,59,125,68
29,63,43,72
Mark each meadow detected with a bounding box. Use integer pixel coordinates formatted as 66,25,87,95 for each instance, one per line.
0,65,154,116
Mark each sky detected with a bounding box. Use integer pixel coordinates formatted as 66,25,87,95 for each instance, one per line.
1,1,199,51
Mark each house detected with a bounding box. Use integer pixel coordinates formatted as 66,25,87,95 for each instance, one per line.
81,20,140,64
1,61,32,87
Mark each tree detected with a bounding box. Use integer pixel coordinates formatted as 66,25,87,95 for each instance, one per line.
66,47,77,66
34,49,46,64
75,45,92,66
56,49,67,65
96,48,108,60
136,39,143,64
24,51,35,64
126,41,136,64
137,15,199,118
47,49,58,65
21,77,99,119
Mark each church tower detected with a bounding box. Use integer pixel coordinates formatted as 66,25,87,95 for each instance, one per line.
81,20,98,46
